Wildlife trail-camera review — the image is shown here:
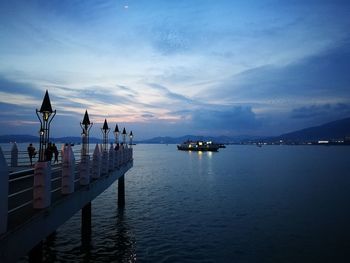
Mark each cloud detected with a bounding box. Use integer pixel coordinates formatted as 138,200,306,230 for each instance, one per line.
206,40,350,108
141,113,155,119
148,83,195,104
1,1,350,138
291,103,350,120
0,76,42,98
190,106,260,134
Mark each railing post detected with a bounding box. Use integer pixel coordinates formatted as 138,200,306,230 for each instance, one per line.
33,161,51,209
11,142,18,167
92,144,101,179
62,145,75,194
108,144,114,172
0,147,9,234
101,147,108,176
60,144,65,163
80,154,90,185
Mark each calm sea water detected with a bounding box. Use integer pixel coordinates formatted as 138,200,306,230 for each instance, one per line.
11,144,350,262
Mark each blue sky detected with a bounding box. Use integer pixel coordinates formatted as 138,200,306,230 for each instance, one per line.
0,0,349,140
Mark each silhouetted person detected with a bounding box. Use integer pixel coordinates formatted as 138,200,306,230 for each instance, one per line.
115,143,120,151
27,143,36,166
53,143,59,163
45,142,53,162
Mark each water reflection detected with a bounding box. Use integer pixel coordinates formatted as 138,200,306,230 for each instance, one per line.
38,202,136,262
42,232,57,262
109,207,137,262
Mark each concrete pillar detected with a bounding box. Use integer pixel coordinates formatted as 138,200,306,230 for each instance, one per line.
118,175,125,207
127,148,131,162
116,149,120,167
119,148,123,166
81,202,92,246
33,161,51,209
92,144,101,179
127,148,130,161
0,147,9,234
61,145,75,194
101,149,108,176
123,148,127,163
11,142,18,167
28,241,43,263
80,154,90,185
108,144,114,172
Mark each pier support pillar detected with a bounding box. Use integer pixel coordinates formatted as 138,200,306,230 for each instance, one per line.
0,147,9,234
81,202,92,246
114,148,119,169
118,175,125,207
28,241,43,263
119,149,123,167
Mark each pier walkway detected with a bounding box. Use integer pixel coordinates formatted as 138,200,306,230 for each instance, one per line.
0,144,133,263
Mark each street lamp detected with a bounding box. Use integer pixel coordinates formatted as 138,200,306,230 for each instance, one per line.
114,124,120,145
101,119,110,151
129,131,133,147
36,90,56,162
122,127,127,147
80,110,93,156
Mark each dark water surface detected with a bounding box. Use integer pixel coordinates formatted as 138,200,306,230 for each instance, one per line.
23,145,350,262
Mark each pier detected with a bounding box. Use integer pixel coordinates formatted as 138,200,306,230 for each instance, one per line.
0,91,134,262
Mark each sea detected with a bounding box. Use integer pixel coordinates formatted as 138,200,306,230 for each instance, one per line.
2,143,350,262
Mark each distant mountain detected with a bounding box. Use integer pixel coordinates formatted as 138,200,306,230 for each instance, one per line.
277,117,350,142
0,134,38,143
1,117,349,144
138,134,262,144
52,137,101,144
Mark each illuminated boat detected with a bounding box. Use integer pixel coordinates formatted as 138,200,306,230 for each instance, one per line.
177,141,219,151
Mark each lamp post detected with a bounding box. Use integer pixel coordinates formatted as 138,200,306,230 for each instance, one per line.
114,124,120,146
101,119,110,151
129,131,133,147
80,110,93,156
36,90,56,162
122,127,127,147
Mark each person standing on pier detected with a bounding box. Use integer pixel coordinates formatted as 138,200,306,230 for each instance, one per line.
27,143,36,166
45,142,53,162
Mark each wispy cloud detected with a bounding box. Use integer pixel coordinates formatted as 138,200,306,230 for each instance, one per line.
0,1,349,138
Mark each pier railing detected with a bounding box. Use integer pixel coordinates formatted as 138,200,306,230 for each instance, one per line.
2,143,90,170
0,143,133,236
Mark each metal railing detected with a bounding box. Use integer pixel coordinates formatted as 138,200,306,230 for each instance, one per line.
4,146,133,230
2,148,84,168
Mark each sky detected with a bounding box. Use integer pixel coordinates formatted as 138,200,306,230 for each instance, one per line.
0,0,350,140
